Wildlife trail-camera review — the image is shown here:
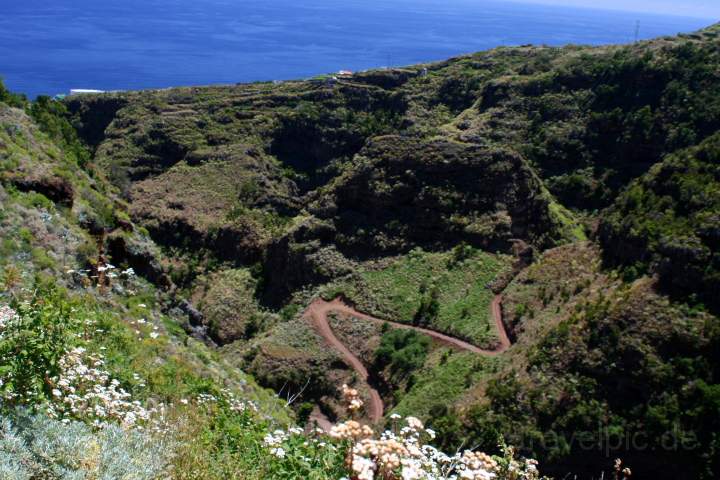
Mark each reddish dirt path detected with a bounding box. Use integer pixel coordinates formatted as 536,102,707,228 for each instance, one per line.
304,298,385,422
307,406,333,432
491,294,512,352
303,294,511,427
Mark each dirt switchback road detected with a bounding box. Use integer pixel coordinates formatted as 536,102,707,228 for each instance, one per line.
303,295,511,427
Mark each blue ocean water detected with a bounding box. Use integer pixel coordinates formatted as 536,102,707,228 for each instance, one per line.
0,0,713,98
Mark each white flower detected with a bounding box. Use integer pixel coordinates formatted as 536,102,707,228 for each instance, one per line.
351,455,375,480
263,433,282,447
0,305,18,331
149,332,159,339
46,347,162,432
401,464,423,480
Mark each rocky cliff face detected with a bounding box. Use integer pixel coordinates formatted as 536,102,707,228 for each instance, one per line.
312,135,562,256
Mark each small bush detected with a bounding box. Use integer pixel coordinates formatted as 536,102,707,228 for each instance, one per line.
374,329,431,380
0,285,80,407
448,242,475,267
413,284,439,327
0,79,27,109
0,408,171,480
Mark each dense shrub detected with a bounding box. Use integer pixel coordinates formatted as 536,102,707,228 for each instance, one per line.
0,80,90,168
516,40,720,208
0,285,80,407
29,96,91,168
449,284,720,480
374,329,431,379
599,132,720,312
0,79,27,109
413,284,440,328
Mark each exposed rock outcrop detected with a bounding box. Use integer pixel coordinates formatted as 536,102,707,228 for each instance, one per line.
312,136,564,257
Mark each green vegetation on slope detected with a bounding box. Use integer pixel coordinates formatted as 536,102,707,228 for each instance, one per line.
458,29,720,210
191,268,274,344
240,316,342,403
431,244,720,480
0,84,326,478
324,246,512,348
390,349,499,423
600,132,720,312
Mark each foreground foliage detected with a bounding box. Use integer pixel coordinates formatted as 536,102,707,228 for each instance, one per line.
0,292,545,479
0,408,170,480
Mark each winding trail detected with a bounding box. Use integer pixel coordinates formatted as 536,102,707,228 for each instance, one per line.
303,294,510,427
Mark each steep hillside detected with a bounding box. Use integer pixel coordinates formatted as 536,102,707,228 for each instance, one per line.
600,132,720,312
438,244,719,480
2,22,720,480
63,25,720,296
444,26,720,210
64,47,587,291
311,135,567,255
0,94,302,478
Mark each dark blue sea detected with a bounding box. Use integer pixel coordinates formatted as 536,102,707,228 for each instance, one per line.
0,0,713,98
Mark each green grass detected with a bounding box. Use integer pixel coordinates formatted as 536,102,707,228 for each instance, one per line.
0,281,344,480
548,198,587,242
325,247,512,348
172,404,348,480
390,348,500,420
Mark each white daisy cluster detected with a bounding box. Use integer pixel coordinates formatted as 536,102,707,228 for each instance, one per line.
96,263,115,274
129,317,162,340
194,388,258,414
0,305,19,396
227,391,257,413
344,414,540,480
263,429,290,458
349,415,453,480
99,264,136,280
121,267,136,277
267,426,337,449
66,265,134,286
46,347,165,431
0,304,19,335
266,408,541,480
328,384,542,480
